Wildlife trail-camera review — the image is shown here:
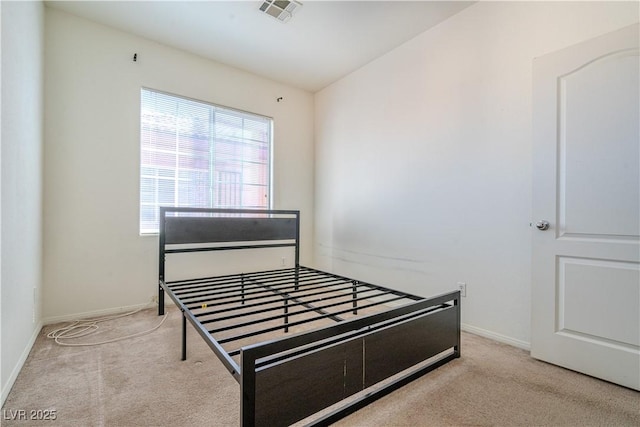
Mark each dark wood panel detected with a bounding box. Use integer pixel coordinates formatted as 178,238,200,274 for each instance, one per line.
254,340,363,427
364,306,458,387
164,216,297,244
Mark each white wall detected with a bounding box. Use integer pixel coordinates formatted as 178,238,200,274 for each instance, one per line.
314,1,639,347
43,8,314,322
1,0,44,405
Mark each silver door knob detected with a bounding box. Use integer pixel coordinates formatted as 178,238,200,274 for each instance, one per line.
535,220,550,230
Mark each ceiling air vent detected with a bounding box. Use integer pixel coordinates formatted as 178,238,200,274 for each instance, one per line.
259,0,302,23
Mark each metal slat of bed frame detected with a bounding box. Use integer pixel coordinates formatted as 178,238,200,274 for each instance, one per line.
164,266,419,352
171,269,420,312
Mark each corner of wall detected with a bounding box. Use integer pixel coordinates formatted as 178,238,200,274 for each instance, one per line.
0,0,45,407
0,321,43,405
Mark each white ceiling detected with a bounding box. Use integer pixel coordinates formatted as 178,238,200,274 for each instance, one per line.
45,1,474,92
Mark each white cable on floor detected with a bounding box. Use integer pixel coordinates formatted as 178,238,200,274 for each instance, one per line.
47,300,169,347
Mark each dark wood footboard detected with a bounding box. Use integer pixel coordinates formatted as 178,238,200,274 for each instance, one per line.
240,291,460,426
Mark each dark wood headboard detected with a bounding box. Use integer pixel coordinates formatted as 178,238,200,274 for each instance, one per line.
158,207,300,284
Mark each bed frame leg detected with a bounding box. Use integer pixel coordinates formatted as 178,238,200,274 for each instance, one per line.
158,283,165,316
241,274,245,305
352,281,358,315
454,294,461,358
181,310,187,361
284,296,289,333
240,349,256,427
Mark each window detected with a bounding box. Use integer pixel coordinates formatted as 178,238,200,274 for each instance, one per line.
140,88,272,234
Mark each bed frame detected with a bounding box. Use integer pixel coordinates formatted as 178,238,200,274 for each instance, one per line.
158,207,460,426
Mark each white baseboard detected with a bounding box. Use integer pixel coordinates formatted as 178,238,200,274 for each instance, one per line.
462,323,531,351
1,320,43,407
42,301,157,326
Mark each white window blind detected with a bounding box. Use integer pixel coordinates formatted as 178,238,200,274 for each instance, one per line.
140,88,272,234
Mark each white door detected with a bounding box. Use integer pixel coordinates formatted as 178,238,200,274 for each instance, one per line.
531,23,639,391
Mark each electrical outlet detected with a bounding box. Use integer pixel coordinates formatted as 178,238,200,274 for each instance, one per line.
457,282,467,297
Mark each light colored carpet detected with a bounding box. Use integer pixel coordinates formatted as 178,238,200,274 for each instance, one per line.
2,306,639,426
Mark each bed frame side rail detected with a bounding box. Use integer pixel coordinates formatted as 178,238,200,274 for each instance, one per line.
160,279,242,381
